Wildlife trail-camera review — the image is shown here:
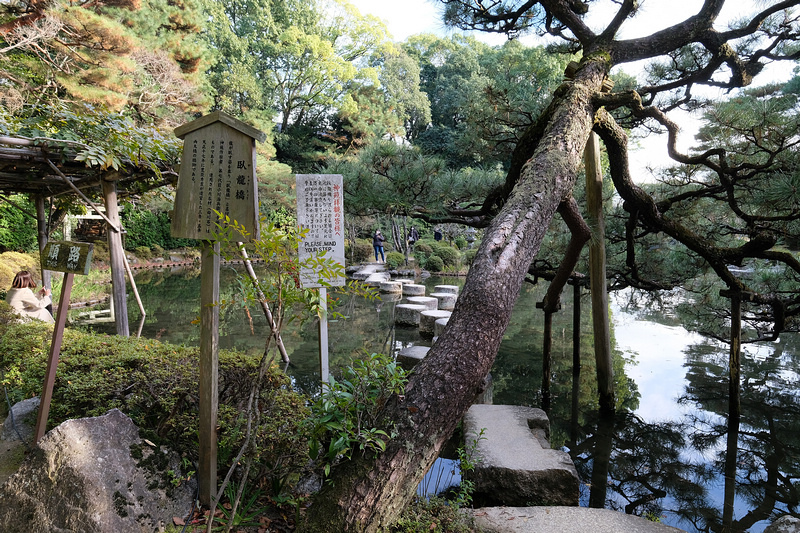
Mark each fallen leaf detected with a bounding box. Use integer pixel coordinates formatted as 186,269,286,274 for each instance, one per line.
172,517,185,526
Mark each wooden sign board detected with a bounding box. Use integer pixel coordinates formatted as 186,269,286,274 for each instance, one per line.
171,111,265,242
296,174,346,288
41,241,93,275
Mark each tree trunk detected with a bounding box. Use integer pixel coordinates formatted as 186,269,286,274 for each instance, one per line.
301,58,609,532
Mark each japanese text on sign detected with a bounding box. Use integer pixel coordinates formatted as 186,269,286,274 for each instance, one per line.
296,174,345,288
41,241,93,275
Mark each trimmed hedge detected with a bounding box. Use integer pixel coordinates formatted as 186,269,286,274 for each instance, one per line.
0,304,309,488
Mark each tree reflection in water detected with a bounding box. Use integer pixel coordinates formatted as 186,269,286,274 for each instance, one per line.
74,268,800,532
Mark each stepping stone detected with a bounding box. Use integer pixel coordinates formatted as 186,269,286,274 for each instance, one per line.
407,296,438,311
364,272,391,286
380,281,403,293
395,278,415,285
419,310,451,337
469,507,686,533
434,284,459,295
397,345,430,370
430,292,456,311
395,304,427,326
402,283,426,296
434,317,449,337
463,404,579,507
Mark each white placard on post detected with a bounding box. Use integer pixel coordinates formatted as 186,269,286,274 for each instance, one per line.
296,174,346,287
296,174,346,385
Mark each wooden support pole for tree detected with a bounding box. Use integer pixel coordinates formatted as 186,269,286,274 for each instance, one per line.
198,241,220,508
584,131,614,413
541,308,553,412
722,292,742,531
570,281,582,445
101,177,129,336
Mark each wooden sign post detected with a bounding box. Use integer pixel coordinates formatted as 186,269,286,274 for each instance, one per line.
171,111,264,508
296,174,345,384
34,241,93,443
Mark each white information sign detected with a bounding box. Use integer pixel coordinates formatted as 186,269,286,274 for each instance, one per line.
296,174,345,288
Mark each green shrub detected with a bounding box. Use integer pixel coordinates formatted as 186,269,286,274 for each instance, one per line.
454,236,468,250
433,245,461,268
309,353,408,477
346,238,374,264
0,195,38,253
414,241,434,255
122,208,196,251
134,246,152,260
385,251,405,270
426,255,444,272
391,497,479,533
0,322,310,490
463,248,478,266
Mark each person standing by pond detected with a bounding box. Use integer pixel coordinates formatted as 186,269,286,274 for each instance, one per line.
5,270,54,324
408,226,420,250
373,230,386,263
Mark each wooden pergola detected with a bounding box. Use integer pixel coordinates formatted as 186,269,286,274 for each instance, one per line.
0,135,177,336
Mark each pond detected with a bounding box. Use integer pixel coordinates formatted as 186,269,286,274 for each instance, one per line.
71,265,800,532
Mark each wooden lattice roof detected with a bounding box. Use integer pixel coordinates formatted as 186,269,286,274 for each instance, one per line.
0,136,176,198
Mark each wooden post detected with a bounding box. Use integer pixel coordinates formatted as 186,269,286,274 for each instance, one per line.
541,309,553,412
570,281,581,445
34,240,93,443
33,272,73,443
34,195,51,290
102,177,129,336
722,292,742,531
199,241,220,507
584,131,614,413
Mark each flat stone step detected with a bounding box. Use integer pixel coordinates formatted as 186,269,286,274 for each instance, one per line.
430,291,456,311
402,283,426,296
468,506,686,533
395,304,427,326
351,264,386,280
364,272,391,286
463,404,579,507
434,317,449,337
434,284,459,294
420,310,452,337
396,345,430,369
407,296,438,310
380,281,403,293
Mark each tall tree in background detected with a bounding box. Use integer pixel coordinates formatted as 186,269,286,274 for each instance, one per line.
0,0,206,121
302,2,800,531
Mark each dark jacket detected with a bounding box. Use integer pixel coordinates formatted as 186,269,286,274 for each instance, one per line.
373,233,385,247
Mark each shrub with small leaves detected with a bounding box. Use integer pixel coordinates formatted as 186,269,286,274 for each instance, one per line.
425,255,444,272
385,251,406,270
308,353,409,477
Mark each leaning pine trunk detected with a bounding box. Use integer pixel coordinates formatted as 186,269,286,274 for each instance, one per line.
301,57,609,533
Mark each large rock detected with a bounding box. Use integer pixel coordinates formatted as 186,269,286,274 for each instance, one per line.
2,396,39,443
463,405,579,507
0,408,196,533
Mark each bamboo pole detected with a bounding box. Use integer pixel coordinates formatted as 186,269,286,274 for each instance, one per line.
238,243,289,363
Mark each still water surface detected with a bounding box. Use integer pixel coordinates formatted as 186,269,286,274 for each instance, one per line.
73,265,800,532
